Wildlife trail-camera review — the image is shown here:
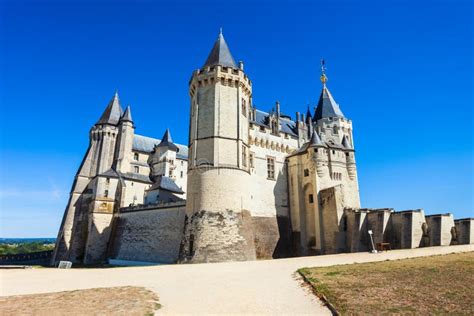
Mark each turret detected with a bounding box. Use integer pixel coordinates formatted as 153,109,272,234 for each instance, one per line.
309,131,326,177
343,135,357,180
91,92,123,175
114,105,135,173
313,60,353,147
148,129,179,181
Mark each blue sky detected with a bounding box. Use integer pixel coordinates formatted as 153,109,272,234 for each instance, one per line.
0,0,472,237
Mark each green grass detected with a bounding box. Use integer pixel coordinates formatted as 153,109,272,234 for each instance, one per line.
298,252,474,315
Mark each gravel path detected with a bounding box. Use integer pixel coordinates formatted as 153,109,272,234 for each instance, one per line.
1,245,472,315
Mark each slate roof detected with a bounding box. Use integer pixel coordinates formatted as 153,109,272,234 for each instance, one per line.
342,135,352,149
252,109,298,137
133,134,188,159
309,131,324,146
99,169,153,184
121,105,133,123
97,92,123,125
314,86,345,121
203,32,237,68
157,129,179,152
149,176,184,194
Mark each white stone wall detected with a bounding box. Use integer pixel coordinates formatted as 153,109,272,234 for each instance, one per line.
248,125,298,218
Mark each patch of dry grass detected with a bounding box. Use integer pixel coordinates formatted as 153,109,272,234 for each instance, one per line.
0,286,160,316
299,252,474,315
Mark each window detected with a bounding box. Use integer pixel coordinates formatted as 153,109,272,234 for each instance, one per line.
242,146,247,167
169,170,173,177
106,177,110,184
345,152,349,157
249,152,255,168
134,153,139,161
242,98,247,117
267,157,275,179
180,171,184,178
314,148,318,153
181,160,184,166
260,126,266,132
134,166,139,173
309,194,314,203
332,150,335,154
333,126,338,134
304,169,309,177
104,190,109,198
271,120,278,135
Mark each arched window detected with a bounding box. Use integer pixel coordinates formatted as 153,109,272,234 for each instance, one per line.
134,153,139,161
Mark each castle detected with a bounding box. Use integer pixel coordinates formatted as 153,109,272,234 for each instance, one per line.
52,31,473,266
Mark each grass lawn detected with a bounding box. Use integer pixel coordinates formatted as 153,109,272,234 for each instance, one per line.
0,286,160,316
299,252,474,315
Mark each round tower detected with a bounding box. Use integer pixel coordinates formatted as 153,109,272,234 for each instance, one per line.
182,31,255,263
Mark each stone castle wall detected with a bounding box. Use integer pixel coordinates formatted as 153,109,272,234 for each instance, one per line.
109,202,186,264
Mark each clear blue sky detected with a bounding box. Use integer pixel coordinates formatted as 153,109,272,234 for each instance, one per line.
0,0,472,237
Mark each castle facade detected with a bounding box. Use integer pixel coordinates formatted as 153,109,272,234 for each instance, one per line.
52,32,473,265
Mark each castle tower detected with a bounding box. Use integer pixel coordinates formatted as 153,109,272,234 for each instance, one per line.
52,92,123,265
114,105,135,174
182,30,255,263
287,62,360,256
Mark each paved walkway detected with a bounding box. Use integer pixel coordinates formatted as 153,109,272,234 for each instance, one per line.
1,245,473,315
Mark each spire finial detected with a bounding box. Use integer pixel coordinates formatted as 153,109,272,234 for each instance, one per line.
114,89,119,98
219,27,223,36
320,59,328,86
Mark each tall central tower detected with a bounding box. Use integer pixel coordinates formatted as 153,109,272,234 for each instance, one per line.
182,31,255,263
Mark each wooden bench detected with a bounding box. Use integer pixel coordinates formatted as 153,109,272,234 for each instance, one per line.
376,242,391,251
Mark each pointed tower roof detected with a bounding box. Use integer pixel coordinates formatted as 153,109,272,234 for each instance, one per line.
306,106,313,123
314,86,345,121
314,60,345,121
203,30,237,68
309,131,324,146
342,135,352,149
120,105,133,123
96,91,123,125
157,129,179,152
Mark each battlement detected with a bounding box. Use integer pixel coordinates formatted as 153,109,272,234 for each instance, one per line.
190,64,252,97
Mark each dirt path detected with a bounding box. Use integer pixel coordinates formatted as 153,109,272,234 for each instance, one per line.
0,286,160,316
1,245,473,315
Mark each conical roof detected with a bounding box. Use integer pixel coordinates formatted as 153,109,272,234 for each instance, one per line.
309,131,324,146
121,105,133,123
203,31,237,68
314,86,345,121
306,106,313,123
342,135,352,149
96,92,123,125
157,129,179,152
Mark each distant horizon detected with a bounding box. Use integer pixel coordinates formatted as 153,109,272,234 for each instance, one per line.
1,1,472,237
